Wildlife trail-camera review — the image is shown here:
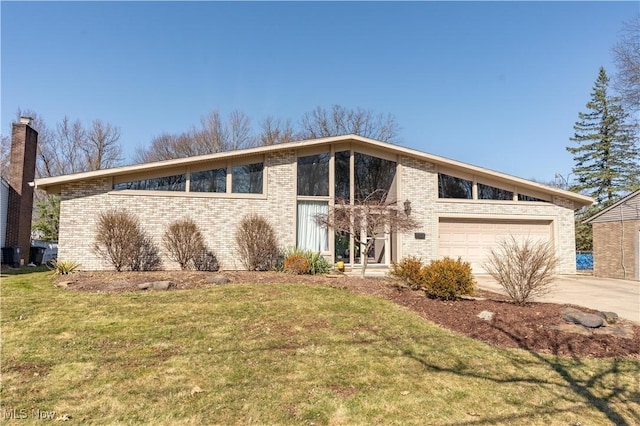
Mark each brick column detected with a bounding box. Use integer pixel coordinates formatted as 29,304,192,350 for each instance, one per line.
5,118,38,264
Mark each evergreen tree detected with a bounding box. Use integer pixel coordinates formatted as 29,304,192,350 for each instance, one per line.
567,67,640,204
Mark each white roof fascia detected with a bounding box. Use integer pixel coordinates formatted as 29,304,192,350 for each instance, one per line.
34,134,594,206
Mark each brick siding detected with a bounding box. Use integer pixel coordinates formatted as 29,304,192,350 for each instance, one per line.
58,149,579,273
59,151,297,270
592,220,640,280
5,123,38,264
400,157,577,274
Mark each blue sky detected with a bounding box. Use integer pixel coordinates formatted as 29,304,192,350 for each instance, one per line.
2,1,637,183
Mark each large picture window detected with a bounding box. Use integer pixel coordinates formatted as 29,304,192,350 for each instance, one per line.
335,150,350,202
232,162,263,194
354,153,396,202
191,168,227,193
297,153,329,196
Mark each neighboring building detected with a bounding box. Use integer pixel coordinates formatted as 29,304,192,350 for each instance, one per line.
35,134,593,273
0,178,9,252
585,189,640,281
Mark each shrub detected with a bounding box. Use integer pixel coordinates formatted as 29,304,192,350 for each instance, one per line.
484,236,558,305
281,247,332,275
390,256,425,290
421,257,475,300
94,209,151,272
163,218,206,270
307,251,331,275
48,259,81,275
235,214,279,271
284,253,311,274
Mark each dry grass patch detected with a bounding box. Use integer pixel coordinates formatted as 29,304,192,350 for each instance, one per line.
1,271,639,425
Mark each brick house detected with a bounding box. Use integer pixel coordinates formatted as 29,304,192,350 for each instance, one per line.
585,189,640,281
35,134,593,273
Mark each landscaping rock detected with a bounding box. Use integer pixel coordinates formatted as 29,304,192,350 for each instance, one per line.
138,281,176,290
207,274,230,285
593,323,635,339
55,281,71,289
152,281,176,290
561,308,604,328
597,311,619,324
477,310,494,321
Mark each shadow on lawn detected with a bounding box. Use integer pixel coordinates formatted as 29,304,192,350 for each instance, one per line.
403,322,640,426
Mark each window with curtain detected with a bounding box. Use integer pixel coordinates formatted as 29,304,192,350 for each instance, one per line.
297,201,328,252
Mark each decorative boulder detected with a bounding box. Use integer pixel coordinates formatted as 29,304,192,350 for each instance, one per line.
138,281,175,291
561,308,604,328
597,311,619,324
207,274,230,285
477,310,494,321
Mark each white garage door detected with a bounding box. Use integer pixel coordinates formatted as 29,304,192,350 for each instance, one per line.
438,218,553,273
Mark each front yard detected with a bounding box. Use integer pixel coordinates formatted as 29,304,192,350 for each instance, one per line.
1,270,639,425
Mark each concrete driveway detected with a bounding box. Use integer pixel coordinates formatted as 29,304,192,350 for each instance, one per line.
475,274,640,324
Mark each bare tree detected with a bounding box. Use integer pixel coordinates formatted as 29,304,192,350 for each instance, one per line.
135,133,190,163
227,110,257,150
0,135,10,179
136,110,259,163
612,14,640,112
315,190,418,277
299,105,402,143
84,119,122,171
192,110,228,153
259,116,296,145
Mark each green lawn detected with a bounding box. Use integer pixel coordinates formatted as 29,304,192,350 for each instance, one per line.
1,271,639,425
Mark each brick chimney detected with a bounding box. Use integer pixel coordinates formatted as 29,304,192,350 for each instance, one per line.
5,117,38,265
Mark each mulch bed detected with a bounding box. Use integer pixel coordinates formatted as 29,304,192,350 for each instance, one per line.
54,270,640,359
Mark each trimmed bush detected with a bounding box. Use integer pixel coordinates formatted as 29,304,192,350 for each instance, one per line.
235,214,280,271
94,209,160,272
421,257,475,300
163,218,206,270
390,256,424,290
484,236,558,305
284,253,311,274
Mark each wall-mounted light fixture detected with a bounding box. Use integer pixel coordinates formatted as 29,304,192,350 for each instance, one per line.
404,199,412,216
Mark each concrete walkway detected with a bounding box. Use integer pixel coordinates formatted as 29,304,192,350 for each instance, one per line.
475,274,640,324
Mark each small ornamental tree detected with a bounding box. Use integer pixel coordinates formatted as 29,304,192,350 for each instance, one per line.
235,214,280,271
163,218,206,270
315,190,419,277
484,236,558,305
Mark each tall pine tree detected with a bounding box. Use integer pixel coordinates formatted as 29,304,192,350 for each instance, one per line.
567,67,639,204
